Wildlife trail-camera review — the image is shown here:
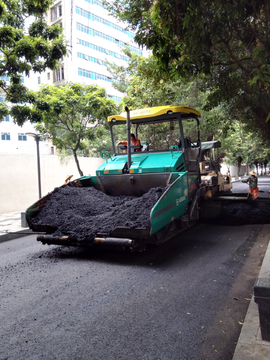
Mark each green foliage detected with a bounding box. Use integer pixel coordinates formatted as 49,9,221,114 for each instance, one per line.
107,50,195,109
104,0,270,141
0,0,68,124
0,103,8,120
107,51,229,143
106,46,270,166
215,119,270,170
33,83,118,176
87,131,114,157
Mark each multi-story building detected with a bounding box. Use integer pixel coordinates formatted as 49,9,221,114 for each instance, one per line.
0,0,144,155
0,77,54,155
34,0,144,100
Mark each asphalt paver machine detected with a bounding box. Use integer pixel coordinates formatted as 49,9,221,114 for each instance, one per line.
26,105,236,251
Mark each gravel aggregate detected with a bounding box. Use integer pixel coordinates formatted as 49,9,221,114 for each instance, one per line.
31,184,168,241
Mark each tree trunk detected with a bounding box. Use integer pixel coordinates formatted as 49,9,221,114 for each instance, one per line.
73,149,83,177
236,156,243,177
264,161,268,175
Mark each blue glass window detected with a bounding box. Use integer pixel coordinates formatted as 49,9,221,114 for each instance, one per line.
108,95,122,103
78,68,118,83
18,133,27,141
77,39,128,61
76,23,142,55
1,132,10,140
76,6,134,38
77,52,106,66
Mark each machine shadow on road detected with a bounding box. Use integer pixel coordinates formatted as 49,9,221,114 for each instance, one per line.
28,221,253,269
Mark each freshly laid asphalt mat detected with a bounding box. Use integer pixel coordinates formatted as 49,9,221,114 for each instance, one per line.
216,200,270,225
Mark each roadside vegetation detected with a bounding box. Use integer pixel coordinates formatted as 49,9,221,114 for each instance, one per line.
0,0,67,124
103,0,270,169
106,49,270,172
0,0,269,173
33,83,118,176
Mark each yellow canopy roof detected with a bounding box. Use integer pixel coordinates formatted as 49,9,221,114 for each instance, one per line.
108,105,201,122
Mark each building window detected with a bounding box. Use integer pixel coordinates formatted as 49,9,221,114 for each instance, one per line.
85,0,104,9
77,52,106,66
47,72,50,80
78,68,117,83
38,77,41,84
2,115,9,122
59,5,62,17
54,68,60,82
18,133,27,141
0,96,5,102
108,95,122,102
1,132,10,140
53,66,65,82
51,6,57,22
76,6,135,39
76,23,142,55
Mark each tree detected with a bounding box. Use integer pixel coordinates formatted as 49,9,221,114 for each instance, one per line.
107,49,217,112
219,119,270,175
34,83,118,176
105,0,270,83
0,0,67,124
106,40,270,165
203,63,270,142
107,49,185,109
108,51,214,148
107,50,236,145
105,0,270,140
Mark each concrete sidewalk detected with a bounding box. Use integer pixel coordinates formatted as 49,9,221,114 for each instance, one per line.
233,242,270,360
0,211,32,242
0,207,270,359
232,175,270,359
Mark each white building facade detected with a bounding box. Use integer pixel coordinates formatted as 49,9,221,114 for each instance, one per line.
35,0,143,99
0,0,144,155
0,79,54,155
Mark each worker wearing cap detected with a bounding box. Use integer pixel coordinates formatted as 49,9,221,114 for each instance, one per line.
241,170,258,200
117,133,141,152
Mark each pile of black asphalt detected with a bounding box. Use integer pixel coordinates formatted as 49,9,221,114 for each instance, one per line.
31,184,168,242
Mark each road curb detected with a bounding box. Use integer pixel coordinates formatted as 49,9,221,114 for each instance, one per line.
233,228,270,359
0,229,33,243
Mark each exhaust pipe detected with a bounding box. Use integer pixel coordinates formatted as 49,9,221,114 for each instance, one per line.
94,236,145,252
37,234,70,245
94,236,134,249
37,234,144,251
125,106,132,171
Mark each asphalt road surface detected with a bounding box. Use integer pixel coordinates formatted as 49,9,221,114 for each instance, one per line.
0,222,268,360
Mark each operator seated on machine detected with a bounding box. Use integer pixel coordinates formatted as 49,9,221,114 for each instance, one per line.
117,133,142,152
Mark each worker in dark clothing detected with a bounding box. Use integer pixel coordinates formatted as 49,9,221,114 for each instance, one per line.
242,170,258,200
117,133,141,152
